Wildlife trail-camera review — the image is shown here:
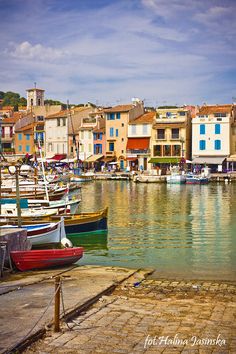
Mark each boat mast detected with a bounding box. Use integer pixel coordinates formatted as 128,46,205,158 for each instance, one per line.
38,139,49,201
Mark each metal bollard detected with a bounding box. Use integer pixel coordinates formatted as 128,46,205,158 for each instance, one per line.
54,276,61,332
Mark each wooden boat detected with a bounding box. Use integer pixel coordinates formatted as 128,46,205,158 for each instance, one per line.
0,204,58,218
10,247,84,271
0,219,66,246
1,208,108,235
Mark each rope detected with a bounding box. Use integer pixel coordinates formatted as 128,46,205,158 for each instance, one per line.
6,282,61,354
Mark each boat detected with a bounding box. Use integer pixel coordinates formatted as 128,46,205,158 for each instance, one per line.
1,208,108,235
71,175,93,182
0,203,58,218
10,247,84,271
0,219,67,246
186,173,209,184
166,166,186,184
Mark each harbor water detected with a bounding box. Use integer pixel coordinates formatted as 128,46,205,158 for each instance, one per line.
74,181,236,281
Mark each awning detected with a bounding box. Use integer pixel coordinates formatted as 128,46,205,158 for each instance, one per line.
127,137,150,150
127,157,138,161
48,154,67,161
85,154,103,163
148,157,181,164
227,155,236,162
192,156,227,164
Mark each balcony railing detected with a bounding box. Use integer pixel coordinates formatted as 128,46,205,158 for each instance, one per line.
156,135,166,140
170,134,180,140
106,151,116,156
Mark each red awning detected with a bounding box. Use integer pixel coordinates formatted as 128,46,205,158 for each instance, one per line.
49,154,67,161
126,138,150,150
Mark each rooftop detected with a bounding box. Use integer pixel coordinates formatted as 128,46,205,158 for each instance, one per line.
198,104,232,115
129,111,156,125
103,104,134,113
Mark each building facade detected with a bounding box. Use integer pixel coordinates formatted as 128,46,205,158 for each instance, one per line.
192,105,233,171
103,99,144,169
127,111,156,171
150,107,192,168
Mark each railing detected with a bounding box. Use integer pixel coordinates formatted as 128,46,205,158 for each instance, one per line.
106,151,116,156
171,134,180,140
127,149,150,154
156,135,166,140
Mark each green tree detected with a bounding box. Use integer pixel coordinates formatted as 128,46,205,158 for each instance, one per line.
3,91,20,110
0,91,5,99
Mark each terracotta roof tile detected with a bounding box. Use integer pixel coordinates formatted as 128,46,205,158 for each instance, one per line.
45,109,68,119
198,104,232,115
103,104,134,113
129,111,156,124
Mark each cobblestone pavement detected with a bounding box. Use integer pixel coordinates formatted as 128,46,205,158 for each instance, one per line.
24,278,236,354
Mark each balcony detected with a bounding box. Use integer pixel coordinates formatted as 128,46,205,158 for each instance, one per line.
106,151,116,157
156,135,166,140
170,134,180,140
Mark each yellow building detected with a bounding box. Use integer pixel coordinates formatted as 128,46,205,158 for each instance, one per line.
150,107,192,167
103,99,144,169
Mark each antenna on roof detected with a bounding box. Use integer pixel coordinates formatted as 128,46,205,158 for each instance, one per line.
34,82,36,88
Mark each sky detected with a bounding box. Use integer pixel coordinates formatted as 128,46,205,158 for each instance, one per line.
0,0,236,107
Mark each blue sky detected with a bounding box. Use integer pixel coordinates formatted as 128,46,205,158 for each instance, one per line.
0,0,235,106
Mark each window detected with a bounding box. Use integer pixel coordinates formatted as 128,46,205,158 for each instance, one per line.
26,145,30,152
80,144,84,152
143,124,148,134
172,145,181,156
62,118,66,126
116,129,119,137
200,124,205,134
157,129,165,139
89,143,92,152
108,113,115,120
19,145,22,151
164,145,171,156
215,124,221,134
109,142,114,151
110,127,114,137
214,113,226,118
215,140,221,150
18,133,22,141
26,134,30,141
99,133,103,140
116,113,120,119
153,145,162,156
80,131,84,139
179,111,186,116
71,146,73,153
89,131,92,139
93,133,97,140
38,99,41,106
57,118,60,126
122,138,124,141
171,128,179,139
199,140,206,150
122,123,124,127
131,125,136,135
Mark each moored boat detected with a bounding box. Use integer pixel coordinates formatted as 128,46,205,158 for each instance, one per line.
186,173,209,184
10,247,84,271
0,208,108,235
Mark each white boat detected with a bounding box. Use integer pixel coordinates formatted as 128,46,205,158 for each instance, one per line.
0,204,58,218
0,219,67,246
166,174,186,184
27,198,81,214
166,167,186,184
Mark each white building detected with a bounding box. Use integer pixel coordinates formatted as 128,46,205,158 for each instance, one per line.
192,104,233,171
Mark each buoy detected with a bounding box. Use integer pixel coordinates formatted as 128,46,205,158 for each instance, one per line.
61,237,73,248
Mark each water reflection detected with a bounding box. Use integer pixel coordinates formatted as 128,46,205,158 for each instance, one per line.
77,181,236,280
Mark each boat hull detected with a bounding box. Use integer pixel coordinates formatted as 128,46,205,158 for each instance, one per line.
10,247,84,271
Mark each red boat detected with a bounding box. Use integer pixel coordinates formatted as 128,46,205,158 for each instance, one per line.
10,247,84,271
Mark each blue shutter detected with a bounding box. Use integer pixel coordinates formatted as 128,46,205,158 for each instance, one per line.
110,127,114,137
200,124,205,134
116,129,118,137
215,140,221,150
215,124,221,134
199,140,206,150
117,113,120,119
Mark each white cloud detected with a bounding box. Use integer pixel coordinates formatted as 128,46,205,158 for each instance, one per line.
5,41,67,62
